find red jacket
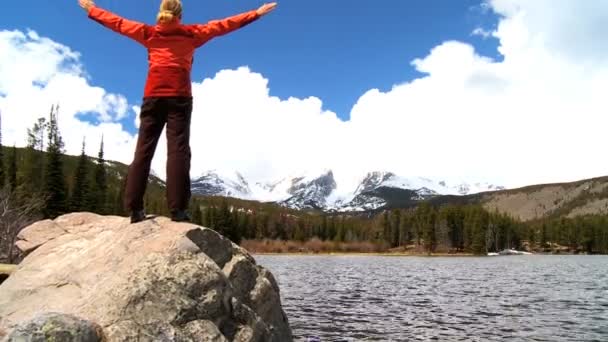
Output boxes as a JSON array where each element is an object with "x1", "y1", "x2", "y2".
[{"x1": 88, "y1": 6, "x2": 259, "y2": 98}]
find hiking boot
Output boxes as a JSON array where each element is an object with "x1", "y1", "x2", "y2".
[
  {"x1": 171, "y1": 210, "x2": 191, "y2": 222},
  {"x1": 130, "y1": 210, "x2": 146, "y2": 224}
]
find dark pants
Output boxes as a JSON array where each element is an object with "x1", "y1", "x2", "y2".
[{"x1": 124, "y1": 97, "x2": 193, "y2": 213}]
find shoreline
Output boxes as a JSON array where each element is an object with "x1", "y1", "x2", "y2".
[
  {"x1": 252, "y1": 252, "x2": 602, "y2": 257},
  {"x1": 252, "y1": 252, "x2": 477, "y2": 257}
]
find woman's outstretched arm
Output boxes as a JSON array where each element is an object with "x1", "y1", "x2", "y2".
[
  {"x1": 192, "y1": 2, "x2": 277, "y2": 47},
  {"x1": 79, "y1": 0, "x2": 150, "y2": 45}
]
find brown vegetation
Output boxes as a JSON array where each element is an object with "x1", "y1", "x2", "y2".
[{"x1": 241, "y1": 238, "x2": 387, "y2": 254}]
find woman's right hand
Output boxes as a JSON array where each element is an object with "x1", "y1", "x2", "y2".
[
  {"x1": 257, "y1": 3, "x2": 277, "y2": 17},
  {"x1": 79, "y1": 0, "x2": 95, "y2": 12}
]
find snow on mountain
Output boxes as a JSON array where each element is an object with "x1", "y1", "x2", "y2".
[
  {"x1": 280, "y1": 170, "x2": 337, "y2": 210},
  {"x1": 336, "y1": 171, "x2": 506, "y2": 212},
  {"x1": 337, "y1": 193, "x2": 387, "y2": 212},
  {"x1": 353, "y1": 171, "x2": 505, "y2": 197},
  {"x1": 191, "y1": 170, "x2": 251, "y2": 198},
  {"x1": 190, "y1": 169, "x2": 505, "y2": 211}
]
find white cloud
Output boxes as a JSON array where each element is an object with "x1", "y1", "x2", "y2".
[
  {"x1": 3, "y1": 0, "x2": 608, "y2": 194},
  {"x1": 171, "y1": 68, "x2": 345, "y2": 185},
  {"x1": 344, "y1": 0, "x2": 608, "y2": 189},
  {"x1": 0, "y1": 29, "x2": 136, "y2": 164}
]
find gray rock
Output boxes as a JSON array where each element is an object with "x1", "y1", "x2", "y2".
[
  {"x1": 223, "y1": 255, "x2": 259, "y2": 302},
  {"x1": 0, "y1": 213, "x2": 292, "y2": 341},
  {"x1": 250, "y1": 271, "x2": 292, "y2": 342},
  {"x1": 6, "y1": 313, "x2": 103, "y2": 342},
  {"x1": 177, "y1": 320, "x2": 228, "y2": 342},
  {"x1": 186, "y1": 228, "x2": 234, "y2": 268}
]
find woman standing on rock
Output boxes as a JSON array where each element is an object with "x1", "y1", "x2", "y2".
[{"x1": 78, "y1": 0, "x2": 277, "y2": 223}]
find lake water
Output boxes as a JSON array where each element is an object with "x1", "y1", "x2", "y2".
[{"x1": 255, "y1": 255, "x2": 608, "y2": 341}]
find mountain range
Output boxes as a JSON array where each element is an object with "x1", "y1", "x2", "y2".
[
  {"x1": 7, "y1": 144, "x2": 607, "y2": 222},
  {"x1": 190, "y1": 170, "x2": 505, "y2": 212}
]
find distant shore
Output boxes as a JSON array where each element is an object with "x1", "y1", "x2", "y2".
[
  {"x1": 253, "y1": 252, "x2": 477, "y2": 257},
  {"x1": 242, "y1": 239, "x2": 599, "y2": 256},
  {"x1": 252, "y1": 251, "x2": 599, "y2": 257}
]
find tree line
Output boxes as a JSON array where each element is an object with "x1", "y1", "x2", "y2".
[
  {"x1": 188, "y1": 198, "x2": 608, "y2": 255},
  {"x1": 188, "y1": 199, "x2": 524, "y2": 255},
  {"x1": 1, "y1": 106, "x2": 109, "y2": 217}
]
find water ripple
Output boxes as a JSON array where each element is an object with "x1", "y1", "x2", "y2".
[{"x1": 256, "y1": 255, "x2": 608, "y2": 341}]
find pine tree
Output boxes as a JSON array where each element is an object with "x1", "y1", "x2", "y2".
[
  {"x1": 70, "y1": 139, "x2": 91, "y2": 212},
  {"x1": 540, "y1": 223, "x2": 548, "y2": 249},
  {"x1": 527, "y1": 224, "x2": 537, "y2": 251},
  {"x1": 399, "y1": 211, "x2": 411, "y2": 246},
  {"x1": 201, "y1": 207, "x2": 209, "y2": 227},
  {"x1": 249, "y1": 211, "x2": 258, "y2": 238},
  {"x1": 231, "y1": 209, "x2": 240, "y2": 240},
  {"x1": 91, "y1": 136, "x2": 108, "y2": 214},
  {"x1": 217, "y1": 201, "x2": 227, "y2": 232},
  {"x1": 206, "y1": 206, "x2": 216, "y2": 229},
  {"x1": 320, "y1": 215, "x2": 328, "y2": 240},
  {"x1": 416, "y1": 203, "x2": 437, "y2": 254},
  {"x1": 380, "y1": 211, "x2": 390, "y2": 244},
  {"x1": 21, "y1": 117, "x2": 47, "y2": 194},
  {"x1": 444, "y1": 206, "x2": 465, "y2": 251},
  {"x1": 192, "y1": 202, "x2": 203, "y2": 225},
  {"x1": 7, "y1": 145, "x2": 17, "y2": 192},
  {"x1": 255, "y1": 212, "x2": 267, "y2": 239},
  {"x1": 328, "y1": 216, "x2": 336, "y2": 241},
  {"x1": 334, "y1": 220, "x2": 344, "y2": 242},
  {"x1": 470, "y1": 207, "x2": 489, "y2": 255},
  {"x1": 239, "y1": 212, "x2": 250, "y2": 239},
  {"x1": 390, "y1": 209, "x2": 401, "y2": 247},
  {"x1": 114, "y1": 185, "x2": 126, "y2": 216},
  {"x1": 43, "y1": 105, "x2": 67, "y2": 218},
  {"x1": 339, "y1": 216, "x2": 347, "y2": 242}
]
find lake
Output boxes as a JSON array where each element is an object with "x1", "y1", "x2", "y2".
[{"x1": 255, "y1": 255, "x2": 608, "y2": 341}]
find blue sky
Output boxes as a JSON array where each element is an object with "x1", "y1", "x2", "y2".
[
  {"x1": 3, "y1": 1, "x2": 607, "y2": 189},
  {"x1": 5, "y1": 0, "x2": 499, "y2": 133}
]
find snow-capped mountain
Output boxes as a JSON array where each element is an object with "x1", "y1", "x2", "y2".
[
  {"x1": 191, "y1": 170, "x2": 251, "y2": 198},
  {"x1": 280, "y1": 170, "x2": 337, "y2": 210},
  {"x1": 340, "y1": 171, "x2": 505, "y2": 212},
  {"x1": 191, "y1": 169, "x2": 337, "y2": 209},
  {"x1": 352, "y1": 171, "x2": 505, "y2": 197},
  {"x1": 190, "y1": 169, "x2": 505, "y2": 212}
]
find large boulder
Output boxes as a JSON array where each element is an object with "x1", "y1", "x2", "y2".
[{"x1": 0, "y1": 213, "x2": 292, "y2": 342}]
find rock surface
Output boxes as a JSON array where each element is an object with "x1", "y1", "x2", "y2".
[
  {"x1": 6, "y1": 313, "x2": 103, "y2": 342},
  {"x1": 0, "y1": 213, "x2": 292, "y2": 342}
]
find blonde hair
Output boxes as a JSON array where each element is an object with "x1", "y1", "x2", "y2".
[{"x1": 157, "y1": 0, "x2": 182, "y2": 24}]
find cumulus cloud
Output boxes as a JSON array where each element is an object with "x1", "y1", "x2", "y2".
[
  {"x1": 3, "y1": 0, "x2": 608, "y2": 193},
  {"x1": 177, "y1": 68, "x2": 344, "y2": 183},
  {"x1": 0, "y1": 29, "x2": 137, "y2": 163},
  {"x1": 345, "y1": 0, "x2": 608, "y2": 188}
]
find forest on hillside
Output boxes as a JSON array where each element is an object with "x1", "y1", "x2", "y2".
[{"x1": 1, "y1": 106, "x2": 607, "y2": 263}]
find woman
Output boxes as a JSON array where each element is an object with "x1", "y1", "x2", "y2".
[{"x1": 78, "y1": 0, "x2": 277, "y2": 223}]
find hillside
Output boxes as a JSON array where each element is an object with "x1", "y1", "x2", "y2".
[{"x1": 478, "y1": 177, "x2": 608, "y2": 221}]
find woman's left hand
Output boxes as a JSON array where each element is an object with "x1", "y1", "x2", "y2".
[
  {"x1": 79, "y1": 0, "x2": 95, "y2": 12},
  {"x1": 257, "y1": 3, "x2": 278, "y2": 16}
]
